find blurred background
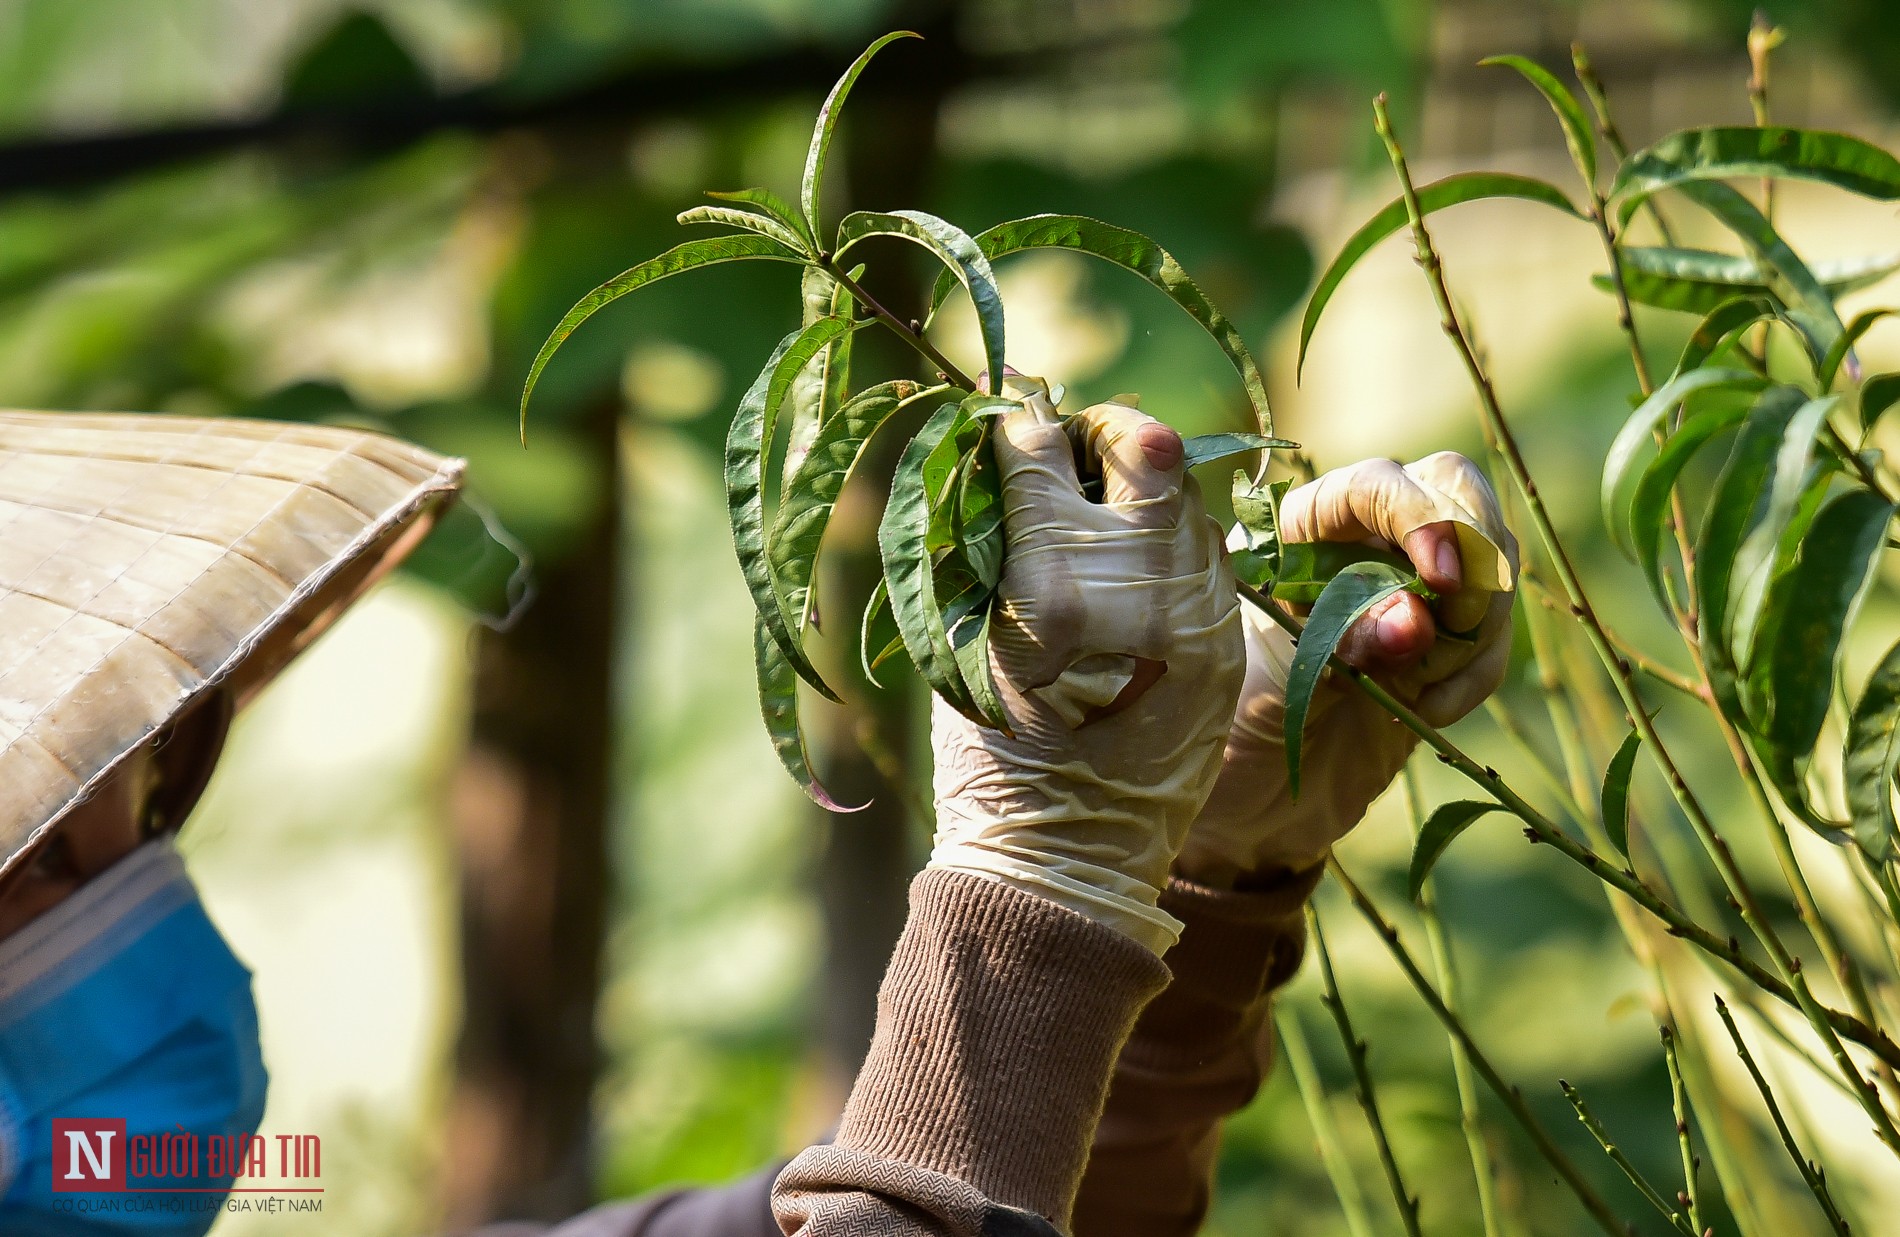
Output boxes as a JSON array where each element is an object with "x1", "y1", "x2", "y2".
[{"x1": 15, "y1": 0, "x2": 1896, "y2": 1233}]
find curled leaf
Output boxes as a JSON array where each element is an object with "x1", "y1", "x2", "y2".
[
  {"x1": 753, "y1": 617, "x2": 864, "y2": 812},
  {"x1": 1601, "y1": 729, "x2": 1643, "y2": 858},
  {"x1": 1612, "y1": 126, "x2": 1900, "y2": 226},
  {"x1": 801, "y1": 32, "x2": 921, "y2": 236},
  {"x1": 676, "y1": 203, "x2": 810, "y2": 254},
  {"x1": 1481, "y1": 55, "x2": 1597, "y2": 185}
]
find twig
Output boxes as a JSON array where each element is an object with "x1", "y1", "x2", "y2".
[
  {"x1": 1661, "y1": 1025, "x2": 1708, "y2": 1236},
  {"x1": 818, "y1": 255, "x2": 979, "y2": 392},
  {"x1": 1524, "y1": 577, "x2": 1703, "y2": 702},
  {"x1": 1370, "y1": 93, "x2": 1900, "y2": 1155},
  {"x1": 1329, "y1": 860, "x2": 1634, "y2": 1237},
  {"x1": 1560, "y1": 1079, "x2": 1698, "y2": 1235},
  {"x1": 1714, "y1": 995, "x2": 1853, "y2": 1236},
  {"x1": 1275, "y1": 1006, "x2": 1380, "y2": 1237},
  {"x1": 1404, "y1": 766, "x2": 1508, "y2": 1237},
  {"x1": 1236, "y1": 580, "x2": 1900, "y2": 1073},
  {"x1": 1571, "y1": 45, "x2": 1679, "y2": 245}
]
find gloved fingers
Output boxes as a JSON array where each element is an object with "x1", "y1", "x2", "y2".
[
  {"x1": 1336, "y1": 591, "x2": 1436, "y2": 670},
  {"x1": 1281, "y1": 456, "x2": 1452, "y2": 558},
  {"x1": 1412, "y1": 607, "x2": 1513, "y2": 725},
  {"x1": 1069, "y1": 400, "x2": 1185, "y2": 525},
  {"x1": 1403, "y1": 452, "x2": 1519, "y2": 632},
  {"x1": 995, "y1": 400, "x2": 1085, "y2": 530}
]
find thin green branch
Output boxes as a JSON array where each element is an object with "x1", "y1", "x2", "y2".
[
  {"x1": 1237, "y1": 581, "x2": 1900, "y2": 1073},
  {"x1": 1714, "y1": 995, "x2": 1853, "y2": 1236},
  {"x1": 1312, "y1": 912, "x2": 1426, "y2": 1237},
  {"x1": 1275, "y1": 1006, "x2": 1380, "y2": 1237},
  {"x1": 1329, "y1": 860, "x2": 1633, "y2": 1237},
  {"x1": 1559, "y1": 1079, "x2": 1698, "y2": 1235},
  {"x1": 1661, "y1": 1025, "x2": 1708, "y2": 1236},
  {"x1": 1571, "y1": 44, "x2": 1679, "y2": 245},
  {"x1": 818, "y1": 255, "x2": 979, "y2": 391},
  {"x1": 1404, "y1": 766, "x2": 1508, "y2": 1237},
  {"x1": 1524, "y1": 577, "x2": 1704, "y2": 703}
]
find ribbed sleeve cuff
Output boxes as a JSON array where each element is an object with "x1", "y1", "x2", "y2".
[{"x1": 832, "y1": 868, "x2": 1170, "y2": 1225}]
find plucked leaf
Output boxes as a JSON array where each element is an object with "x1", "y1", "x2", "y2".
[
  {"x1": 753, "y1": 617, "x2": 862, "y2": 810},
  {"x1": 1181, "y1": 432, "x2": 1294, "y2": 469},
  {"x1": 520, "y1": 233, "x2": 803, "y2": 432},
  {"x1": 1408, "y1": 800, "x2": 1506, "y2": 901},
  {"x1": 1631, "y1": 405, "x2": 1749, "y2": 610},
  {"x1": 1300, "y1": 174, "x2": 1582, "y2": 377},
  {"x1": 1481, "y1": 55, "x2": 1597, "y2": 184},
  {"x1": 1845, "y1": 638, "x2": 1900, "y2": 861},
  {"x1": 1602, "y1": 247, "x2": 1900, "y2": 317},
  {"x1": 840, "y1": 209, "x2": 1004, "y2": 392},
  {"x1": 727, "y1": 319, "x2": 862, "y2": 701},
  {"x1": 1284, "y1": 562, "x2": 1412, "y2": 797},
  {"x1": 800, "y1": 31, "x2": 920, "y2": 236},
  {"x1": 1601, "y1": 367, "x2": 1767, "y2": 552},
  {"x1": 676, "y1": 203, "x2": 810, "y2": 253},
  {"x1": 928, "y1": 213, "x2": 1283, "y2": 434},
  {"x1": 1602, "y1": 729, "x2": 1643, "y2": 857},
  {"x1": 880, "y1": 397, "x2": 983, "y2": 719},
  {"x1": 707, "y1": 187, "x2": 814, "y2": 248},
  {"x1": 1612, "y1": 126, "x2": 1900, "y2": 226}
]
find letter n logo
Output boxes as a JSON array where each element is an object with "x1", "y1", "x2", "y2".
[{"x1": 50, "y1": 1119, "x2": 125, "y2": 1192}]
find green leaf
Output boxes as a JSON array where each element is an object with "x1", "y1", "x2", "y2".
[
  {"x1": 1480, "y1": 55, "x2": 1596, "y2": 185},
  {"x1": 1230, "y1": 472, "x2": 1288, "y2": 588},
  {"x1": 1820, "y1": 308, "x2": 1894, "y2": 387},
  {"x1": 1612, "y1": 126, "x2": 1900, "y2": 227},
  {"x1": 1181, "y1": 431, "x2": 1294, "y2": 469},
  {"x1": 1300, "y1": 174, "x2": 1582, "y2": 378},
  {"x1": 1407, "y1": 800, "x2": 1506, "y2": 902},
  {"x1": 1732, "y1": 471, "x2": 1834, "y2": 694},
  {"x1": 786, "y1": 266, "x2": 855, "y2": 479},
  {"x1": 1673, "y1": 296, "x2": 1778, "y2": 376},
  {"x1": 520, "y1": 233, "x2": 803, "y2": 433},
  {"x1": 707, "y1": 187, "x2": 815, "y2": 249},
  {"x1": 927, "y1": 213, "x2": 1284, "y2": 434},
  {"x1": 1845, "y1": 638, "x2": 1900, "y2": 861},
  {"x1": 839, "y1": 209, "x2": 1004, "y2": 393},
  {"x1": 800, "y1": 31, "x2": 920, "y2": 237},
  {"x1": 1602, "y1": 247, "x2": 1900, "y2": 317},
  {"x1": 1756, "y1": 489, "x2": 1893, "y2": 756},
  {"x1": 1601, "y1": 729, "x2": 1643, "y2": 857},
  {"x1": 676, "y1": 203, "x2": 811, "y2": 254},
  {"x1": 952, "y1": 431, "x2": 1005, "y2": 589},
  {"x1": 1269, "y1": 542, "x2": 1433, "y2": 606},
  {"x1": 771, "y1": 380, "x2": 942, "y2": 638},
  {"x1": 1861, "y1": 372, "x2": 1900, "y2": 432},
  {"x1": 859, "y1": 578, "x2": 903, "y2": 687},
  {"x1": 753, "y1": 617, "x2": 862, "y2": 811},
  {"x1": 1630, "y1": 405, "x2": 1748, "y2": 611},
  {"x1": 727, "y1": 319, "x2": 862, "y2": 701},
  {"x1": 1601, "y1": 367, "x2": 1767, "y2": 553},
  {"x1": 1724, "y1": 395, "x2": 1841, "y2": 665},
  {"x1": 949, "y1": 592, "x2": 1008, "y2": 733},
  {"x1": 1676, "y1": 182, "x2": 1845, "y2": 360},
  {"x1": 879, "y1": 396, "x2": 983, "y2": 718},
  {"x1": 1284, "y1": 562, "x2": 1411, "y2": 797},
  {"x1": 1695, "y1": 385, "x2": 1812, "y2": 712}
]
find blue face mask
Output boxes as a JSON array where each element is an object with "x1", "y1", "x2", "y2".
[{"x1": 0, "y1": 840, "x2": 268, "y2": 1236}]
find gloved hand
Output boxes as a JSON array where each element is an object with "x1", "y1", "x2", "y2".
[
  {"x1": 928, "y1": 390, "x2": 1244, "y2": 955},
  {"x1": 1174, "y1": 452, "x2": 1518, "y2": 887}
]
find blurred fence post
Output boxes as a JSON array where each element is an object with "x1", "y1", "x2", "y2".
[{"x1": 441, "y1": 394, "x2": 619, "y2": 1226}]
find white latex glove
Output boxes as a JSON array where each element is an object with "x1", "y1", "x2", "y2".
[
  {"x1": 1174, "y1": 452, "x2": 1519, "y2": 887},
  {"x1": 928, "y1": 392, "x2": 1244, "y2": 955}
]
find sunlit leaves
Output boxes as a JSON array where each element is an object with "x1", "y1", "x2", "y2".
[
  {"x1": 929, "y1": 213, "x2": 1283, "y2": 435},
  {"x1": 1630, "y1": 405, "x2": 1748, "y2": 609},
  {"x1": 1181, "y1": 431, "x2": 1292, "y2": 468},
  {"x1": 1612, "y1": 126, "x2": 1900, "y2": 226},
  {"x1": 676, "y1": 203, "x2": 810, "y2": 254},
  {"x1": 800, "y1": 31, "x2": 920, "y2": 237},
  {"x1": 1300, "y1": 174, "x2": 1582, "y2": 378},
  {"x1": 707, "y1": 187, "x2": 814, "y2": 250},
  {"x1": 1601, "y1": 367, "x2": 1766, "y2": 551},
  {"x1": 1846, "y1": 640, "x2": 1900, "y2": 861},
  {"x1": 1676, "y1": 182, "x2": 1844, "y2": 360},
  {"x1": 1481, "y1": 55, "x2": 1597, "y2": 185},
  {"x1": 1408, "y1": 800, "x2": 1505, "y2": 901},
  {"x1": 1604, "y1": 247, "x2": 1900, "y2": 317},
  {"x1": 838, "y1": 209, "x2": 1004, "y2": 393},
  {"x1": 520, "y1": 233, "x2": 804, "y2": 433},
  {"x1": 1284, "y1": 561, "x2": 1411, "y2": 796}
]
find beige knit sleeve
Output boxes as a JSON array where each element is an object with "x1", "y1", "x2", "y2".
[
  {"x1": 772, "y1": 868, "x2": 1170, "y2": 1236},
  {"x1": 1072, "y1": 864, "x2": 1322, "y2": 1237}
]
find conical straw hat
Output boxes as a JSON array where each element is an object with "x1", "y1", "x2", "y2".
[{"x1": 0, "y1": 412, "x2": 465, "y2": 878}]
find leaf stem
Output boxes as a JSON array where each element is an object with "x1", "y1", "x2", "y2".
[
  {"x1": 1329, "y1": 860, "x2": 1633, "y2": 1237},
  {"x1": 1715, "y1": 995, "x2": 1853, "y2": 1236},
  {"x1": 819, "y1": 256, "x2": 980, "y2": 392},
  {"x1": 1559, "y1": 1079, "x2": 1698, "y2": 1235},
  {"x1": 1236, "y1": 580, "x2": 1900, "y2": 1072},
  {"x1": 1570, "y1": 44, "x2": 1679, "y2": 244},
  {"x1": 1661, "y1": 1025, "x2": 1707, "y2": 1236}
]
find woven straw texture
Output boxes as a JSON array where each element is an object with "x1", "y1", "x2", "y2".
[{"x1": 0, "y1": 412, "x2": 464, "y2": 875}]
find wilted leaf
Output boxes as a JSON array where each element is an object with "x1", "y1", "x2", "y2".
[
  {"x1": 1612, "y1": 126, "x2": 1900, "y2": 226},
  {"x1": 1408, "y1": 800, "x2": 1506, "y2": 901},
  {"x1": 1301, "y1": 174, "x2": 1582, "y2": 377},
  {"x1": 1482, "y1": 55, "x2": 1597, "y2": 185},
  {"x1": 707, "y1": 187, "x2": 814, "y2": 248},
  {"x1": 801, "y1": 31, "x2": 920, "y2": 236},
  {"x1": 676, "y1": 203, "x2": 810, "y2": 254},
  {"x1": 839, "y1": 209, "x2": 1004, "y2": 392},
  {"x1": 930, "y1": 214, "x2": 1282, "y2": 435},
  {"x1": 1602, "y1": 729, "x2": 1642, "y2": 858},
  {"x1": 1601, "y1": 367, "x2": 1766, "y2": 552},
  {"x1": 521, "y1": 233, "x2": 804, "y2": 432},
  {"x1": 1284, "y1": 562, "x2": 1411, "y2": 797},
  {"x1": 1845, "y1": 638, "x2": 1900, "y2": 861}
]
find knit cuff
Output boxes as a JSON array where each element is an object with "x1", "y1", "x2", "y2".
[{"x1": 832, "y1": 868, "x2": 1170, "y2": 1225}]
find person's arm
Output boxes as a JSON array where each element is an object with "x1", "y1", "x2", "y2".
[{"x1": 1075, "y1": 452, "x2": 1519, "y2": 1237}]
